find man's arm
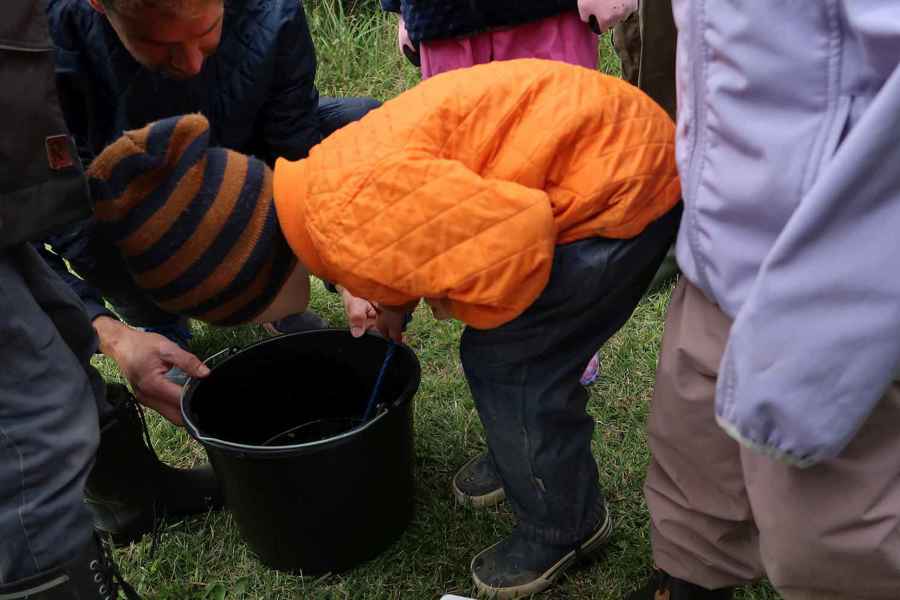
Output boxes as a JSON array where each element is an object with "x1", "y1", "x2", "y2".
[
  {"x1": 39, "y1": 0, "x2": 210, "y2": 423},
  {"x1": 43, "y1": 1, "x2": 118, "y2": 319},
  {"x1": 35, "y1": 243, "x2": 115, "y2": 321},
  {"x1": 259, "y1": 1, "x2": 322, "y2": 163},
  {"x1": 381, "y1": 0, "x2": 401, "y2": 12},
  {"x1": 36, "y1": 243, "x2": 208, "y2": 424},
  {"x1": 93, "y1": 315, "x2": 209, "y2": 425},
  {"x1": 717, "y1": 19, "x2": 900, "y2": 467}
]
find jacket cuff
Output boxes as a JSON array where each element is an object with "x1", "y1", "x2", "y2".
[
  {"x1": 381, "y1": 0, "x2": 401, "y2": 13},
  {"x1": 85, "y1": 300, "x2": 116, "y2": 324},
  {"x1": 715, "y1": 415, "x2": 817, "y2": 469}
]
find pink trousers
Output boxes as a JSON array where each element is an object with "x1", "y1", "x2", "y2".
[{"x1": 419, "y1": 11, "x2": 598, "y2": 79}]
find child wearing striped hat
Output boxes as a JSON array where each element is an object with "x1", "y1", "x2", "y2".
[{"x1": 88, "y1": 59, "x2": 680, "y2": 599}]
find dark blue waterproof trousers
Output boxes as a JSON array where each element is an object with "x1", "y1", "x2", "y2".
[{"x1": 460, "y1": 205, "x2": 681, "y2": 545}]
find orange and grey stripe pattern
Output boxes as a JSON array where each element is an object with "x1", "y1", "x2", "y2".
[{"x1": 87, "y1": 114, "x2": 295, "y2": 325}]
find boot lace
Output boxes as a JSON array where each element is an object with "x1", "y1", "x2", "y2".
[
  {"x1": 130, "y1": 398, "x2": 165, "y2": 558},
  {"x1": 89, "y1": 535, "x2": 142, "y2": 600},
  {"x1": 108, "y1": 393, "x2": 165, "y2": 558}
]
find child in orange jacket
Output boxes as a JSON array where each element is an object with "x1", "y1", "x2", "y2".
[
  {"x1": 87, "y1": 59, "x2": 680, "y2": 598},
  {"x1": 387, "y1": 0, "x2": 640, "y2": 390}
]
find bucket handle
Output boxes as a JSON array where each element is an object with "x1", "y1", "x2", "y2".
[{"x1": 200, "y1": 346, "x2": 242, "y2": 369}]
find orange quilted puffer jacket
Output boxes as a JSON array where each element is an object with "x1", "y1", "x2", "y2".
[{"x1": 274, "y1": 59, "x2": 680, "y2": 329}]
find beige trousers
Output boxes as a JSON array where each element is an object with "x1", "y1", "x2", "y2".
[{"x1": 646, "y1": 279, "x2": 900, "y2": 599}]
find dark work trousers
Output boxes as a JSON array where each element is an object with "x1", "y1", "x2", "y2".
[
  {"x1": 0, "y1": 244, "x2": 104, "y2": 583},
  {"x1": 39, "y1": 95, "x2": 381, "y2": 345},
  {"x1": 614, "y1": 1, "x2": 679, "y2": 292},
  {"x1": 613, "y1": 0, "x2": 677, "y2": 120},
  {"x1": 460, "y1": 206, "x2": 681, "y2": 546}
]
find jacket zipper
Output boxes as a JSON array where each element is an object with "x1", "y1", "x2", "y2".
[{"x1": 685, "y1": 0, "x2": 714, "y2": 295}]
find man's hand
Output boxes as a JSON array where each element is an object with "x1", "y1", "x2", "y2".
[
  {"x1": 94, "y1": 316, "x2": 209, "y2": 425},
  {"x1": 339, "y1": 286, "x2": 378, "y2": 337},
  {"x1": 577, "y1": 0, "x2": 638, "y2": 34}
]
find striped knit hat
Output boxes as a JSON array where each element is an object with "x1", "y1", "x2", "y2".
[{"x1": 87, "y1": 114, "x2": 296, "y2": 326}]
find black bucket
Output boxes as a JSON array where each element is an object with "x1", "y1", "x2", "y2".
[{"x1": 181, "y1": 330, "x2": 420, "y2": 574}]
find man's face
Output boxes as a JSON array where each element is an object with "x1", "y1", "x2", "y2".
[{"x1": 90, "y1": 0, "x2": 224, "y2": 79}]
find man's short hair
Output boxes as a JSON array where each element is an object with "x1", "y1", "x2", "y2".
[{"x1": 101, "y1": 0, "x2": 214, "y2": 16}]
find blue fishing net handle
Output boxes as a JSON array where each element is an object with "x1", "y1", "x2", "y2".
[{"x1": 362, "y1": 340, "x2": 397, "y2": 422}]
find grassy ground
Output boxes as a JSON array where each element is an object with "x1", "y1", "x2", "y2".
[{"x1": 92, "y1": 2, "x2": 782, "y2": 598}]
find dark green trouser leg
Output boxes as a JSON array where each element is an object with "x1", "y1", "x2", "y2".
[
  {"x1": 613, "y1": 12, "x2": 642, "y2": 86},
  {"x1": 614, "y1": 1, "x2": 679, "y2": 293},
  {"x1": 637, "y1": 0, "x2": 677, "y2": 120}
]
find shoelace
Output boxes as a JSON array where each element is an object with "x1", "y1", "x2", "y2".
[
  {"x1": 91, "y1": 535, "x2": 142, "y2": 600},
  {"x1": 130, "y1": 400, "x2": 165, "y2": 558}
]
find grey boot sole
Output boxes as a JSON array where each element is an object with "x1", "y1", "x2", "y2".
[
  {"x1": 471, "y1": 506, "x2": 613, "y2": 599},
  {"x1": 452, "y1": 453, "x2": 506, "y2": 509}
]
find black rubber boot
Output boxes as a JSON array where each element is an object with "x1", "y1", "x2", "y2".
[
  {"x1": 85, "y1": 384, "x2": 223, "y2": 547},
  {"x1": 471, "y1": 502, "x2": 613, "y2": 599},
  {"x1": 626, "y1": 570, "x2": 734, "y2": 600},
  {"x1": 0, "y1": 534, "x2": 141, "y2": 599},
  {"x1": 452, "y1": 452, "x2": 506, "y2": 509},
  {"x1": 268, "y1": 310, "x2": 329, "y2": 333}
]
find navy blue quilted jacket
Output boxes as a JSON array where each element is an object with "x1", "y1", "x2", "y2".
[
  {"x1": 49, "y1": 0, "x2": 321, "y2": 166},
  {"x1": 381, "y1": 0, "x2": 579, "y2": 44}
]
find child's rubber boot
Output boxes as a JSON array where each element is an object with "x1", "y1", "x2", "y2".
[
  {"x1": 470, "y1": 502, "x2": 613, "y2": 599},
  {"x1": 452, "y1": 452, "x2": 505, "y2": 509},
  {"x1": 264, "y1": 309, "x2": 329, "y2": 335}
]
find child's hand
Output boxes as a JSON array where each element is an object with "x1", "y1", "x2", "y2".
[
  {"x1": 374, "y1": 304, "x2": 411, "y2": 344},
  {"x1": 425, "y1": 298, "x2": 453, "y2": 321},
  {"x1": 339, "y1": 286, "x2": 378, "y2": 337},
  {"x1": 577, "y1": 0, "x2": 638, "y2": 34}
]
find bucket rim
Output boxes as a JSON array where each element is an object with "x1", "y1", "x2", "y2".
[
  {"x1": 179, "y1": 329, "x2": 419, "y2": 454},
  {"x1": 182, "y1": 403, "x2": 392, "y2": 454}
]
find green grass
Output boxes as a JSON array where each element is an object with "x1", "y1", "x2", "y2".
[{"x1": 91, "y1": 2, "x2": 781, "y2": 598}]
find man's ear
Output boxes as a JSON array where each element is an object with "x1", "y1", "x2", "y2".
[{"x1": 87, "y1": 0, "x2": 107, "y2": 15}]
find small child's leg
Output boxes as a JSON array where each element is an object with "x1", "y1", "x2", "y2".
[{"x1": 459, "y1": 206, "x2": 679, "y2": 596}]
